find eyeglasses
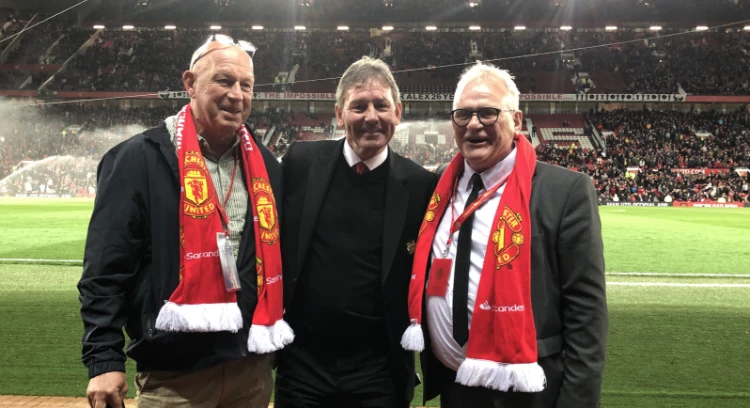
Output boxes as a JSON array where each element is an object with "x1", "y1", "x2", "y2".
[
  {"x1": 190, "y1": 34, "x2": 257, "y2": 70},
  {"x1": 450, "y1": 107, "x2": 516, "y2": 127}
]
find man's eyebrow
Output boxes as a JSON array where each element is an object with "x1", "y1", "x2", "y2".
[{"x1": 348, "y1": 97, "x2": 390, "y2": 106}]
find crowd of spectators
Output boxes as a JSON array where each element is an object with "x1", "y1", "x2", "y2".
[
  {"x1": 0, "y1": 103, "x2": 175, "y2": 195},
  {"x1": 2, "y1": 103, "x2": 747, "y2": 203},
  {"x1": 538, "y1": 108, "x2": 750, "y2": 203},
  {"x1": 0, "y1": 12, "x2": 32, "y2": 42},
  {"x1": 2, "y1": 26, "x2": 749, "y2": 95}
]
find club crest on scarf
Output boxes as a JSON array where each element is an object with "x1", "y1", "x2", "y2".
[
  {"x1": 256, "y1": 256, "x2": 264, "y2": 295},
  {"x1": 492, "y1": 205, "x2": 524, "y2": 269},
  {"x1": 419, "y1": 192, "x2": 441, "y2": 236},
  {"x1": 252, "y1": 177, "x2": 280, "y2": 245},
  {"x1": 183, "y1": 151, "x2": 216, "y2": 218}
]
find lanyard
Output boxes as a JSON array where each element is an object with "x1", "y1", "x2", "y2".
[
  {"x1": 216, "y1": 151, "x2": 239, "y2": 235},
  {"x1": 443, "y1": 172, "x2": 510, "y2": 256}
]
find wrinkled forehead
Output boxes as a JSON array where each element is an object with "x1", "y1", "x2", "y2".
[
  {"x1": 192, "y1": 42, "x2": 253, "y2": 71},
  {"x1": 344, "y1": 79, "x2": 394, "y2": 104},
  {"x1": 456, "y1": 79, "x2": 508, "y2": 108},
  {"x1": 195, "y1": 45, "x2": 254, "y2": 76}
]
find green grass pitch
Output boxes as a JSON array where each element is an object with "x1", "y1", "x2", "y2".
[{"x1": 0, "y1": 198, "x2": 749, "y2": 407}]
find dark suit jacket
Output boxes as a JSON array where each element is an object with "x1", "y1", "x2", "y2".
[
  {"x1": 422, "y1": 161, "x2": 608, "y2": 408},
  {"x1": 280, "y1": 138, "x2": 437, "y2": 403}
]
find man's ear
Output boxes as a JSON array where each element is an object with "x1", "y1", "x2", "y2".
[
  {"x1": 335, "y1": 104, "x2": 344, "y2": 128},
  {"x1": 183, "y1": 71, "x2": 197, "y2": 98},
  {"x1": 513, "y1": 110, "x2": 524, "y2": 133}
]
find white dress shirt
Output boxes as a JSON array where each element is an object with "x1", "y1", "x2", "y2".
[
  {"x1": 343, "y1": 140, "x2": 388, "y2": 171},
  {"x1": 426, "y1": 147, "x2": 517, "y2": 371}
]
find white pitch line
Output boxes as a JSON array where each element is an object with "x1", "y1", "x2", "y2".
[
  {"x1": 608, "y1": 282, "x2": 750, "y2": 288},
  {"x1": 0, "y1": 258, "x2": 82, "y2": 263},
  {"x1": 607, "y1": 272, "x2": 750, "y2": 278}
]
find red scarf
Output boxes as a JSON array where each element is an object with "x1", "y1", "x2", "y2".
[
  {"x1": 401, "y1": 134, "x2": 545, "y2": 391},
  {"x1": 155, "y1": 104, "x2": 293, "y2": 354}
]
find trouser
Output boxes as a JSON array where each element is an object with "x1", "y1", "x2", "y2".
[
  {"x1": 274, "y1": 342, "x2": 408, "y2": 408},
  {"x1": 135, "y1": 353, "x2": 274, "y2": 408}
]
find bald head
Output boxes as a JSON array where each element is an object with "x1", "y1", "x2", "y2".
[
  {"x1": 191, "y1": 42, "x2": 253, "y2": 74},
  {"x1": 182, "y1": 42, "x2": 255, "y2": 153}
]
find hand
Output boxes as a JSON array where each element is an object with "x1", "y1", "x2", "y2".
[{"x1": 86, "y1": 371, "x2": 128, "y2": 408}]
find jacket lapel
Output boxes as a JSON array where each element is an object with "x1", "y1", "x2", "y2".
[
  {"x1": 295, "y1": 139, "x2": 342, "y2": 279},
  {"x1": 144, "y1": 122, "x2": 179, "y2": 182},
  {"x1": 381, "y1": 150, "x2": 409, "y2": 285}
]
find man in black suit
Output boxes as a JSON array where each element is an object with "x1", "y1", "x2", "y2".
[
  {"x1": 274, "y1": 57, "x2": 436, "y2": 408},
  {"x1": 401, "y1": 62, "x2": 607, "y2": 408}
]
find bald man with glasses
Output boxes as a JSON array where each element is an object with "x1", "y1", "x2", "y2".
[{"x1": 78, "y1": 35, "x2": 288, "y2": 408}]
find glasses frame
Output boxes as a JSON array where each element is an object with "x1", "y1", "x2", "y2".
[
  {"x1": 450, "y1": 107, "x2": 516, "y2": 127},
  {"x1": 190, "y1": 34, "x2": 257, "y2": 70}
]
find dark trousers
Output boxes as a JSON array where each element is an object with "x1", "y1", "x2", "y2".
[
  {"x1": 274, "y1": 341, "x2": 408, "y2": 408},
  {"x1": 439, "y1": 354, "x2": 564, "y2": 408}
]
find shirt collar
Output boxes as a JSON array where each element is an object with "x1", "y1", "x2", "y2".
[
  {"x1": 343, "y1": 139, "x2": 389, "y2": 171},
  {"x1": 462, "y1": 145, "x2": 517, "y2": 192}
]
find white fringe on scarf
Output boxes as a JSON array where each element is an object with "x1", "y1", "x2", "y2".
[
  {"x1": 247, "y1": 319, "x2": 295, "y2": 354},
  {"x1": 155, "y1": 301, "x2": 243, "y2": 332},
  {"x1": 400, "y1": 322, "x2": 425, "y2": 352},
  {"x1": 456, "y1": 358, "x2": 547, "y2": 392}
]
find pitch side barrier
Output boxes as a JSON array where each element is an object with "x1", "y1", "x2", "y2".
[{"x1": 601, "y1": 200, "x2": 749, "y2": 208}]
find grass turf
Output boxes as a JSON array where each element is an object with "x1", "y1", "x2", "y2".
[
  {"x1": 1, "y1": 199, "x2": 749, "y2": 273},
  {"x1": 0, "y1": 199, "x2": 749, "y2": 406}
]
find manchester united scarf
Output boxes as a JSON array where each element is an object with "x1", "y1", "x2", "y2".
[
  {"x1": 401, "y1": 133, "x2": 545, "y2": 392},
  {"x1": 155, "y1": 104, "x2": 293, "y2": 354}
]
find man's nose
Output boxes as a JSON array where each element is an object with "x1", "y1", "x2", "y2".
[
  {"x1": 227, "y1": 82, "x2": 242, "y2": 100},
  {"x1": 364, "y1": 105, "x2": 379, "y2": 122}
]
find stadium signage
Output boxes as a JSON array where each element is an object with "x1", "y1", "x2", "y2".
[
  {"x1": 520, "y1": 93, "x2": 576, "y2": 101},
  {"x1": 603, "y1": 201, "x2": 670, "y2": 207},
  {"x1": 673, "y1": 201, "x2": 746, "y2": 209},
  {"x1": 400, "y1": 93, "x2": 454, "y2": 101},
  {"x1": 254, "y1": 92, "x2": 336, "y2": 100},
  {"x1": 670, "y1": 168, "x2": 730, "y2": 175},
  {"x1": 575, "y1": 93, "x2": 685, "y2": 102},
  {"x1": 156, "y1": 91, "x2": 690, "y2": 103}
]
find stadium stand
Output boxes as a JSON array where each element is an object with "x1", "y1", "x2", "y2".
[{"x1": 1, "y1": 0, "x2": 749, "y2": 205}]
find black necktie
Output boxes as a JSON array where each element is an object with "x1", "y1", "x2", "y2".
[{"x1": 453, "y1": 173, "x2": 484, "y2": 346}]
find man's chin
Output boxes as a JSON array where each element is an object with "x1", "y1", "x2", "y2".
[{"x1": 462, "y1": 151, "x2": 494, "y2": 171}]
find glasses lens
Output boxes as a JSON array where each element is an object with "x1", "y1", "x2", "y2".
[
  {"x1": 478, "y1": 108, "x2": 499, "y2": 124},
  {"x1": 453, "y1": 110, "x2": 472, "y2": 125}
]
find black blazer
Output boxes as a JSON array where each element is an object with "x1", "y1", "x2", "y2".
[
  {"x1": 422, "y1": 161, "x2": 608, "y2": 408},
  {"x1": 280, "y1": 138, "x2": 437, "y2": 403}
]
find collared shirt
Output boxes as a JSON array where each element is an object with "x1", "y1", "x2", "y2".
[
  {"x1": 165, "y1": 115, "x2": 248, "y2": 259},
  {"x1": 343, "y1": 139, "x2": 389, "y2": 171},
  {"x1": 425, "y1": 146, "x2": 518, "y2": 371}
]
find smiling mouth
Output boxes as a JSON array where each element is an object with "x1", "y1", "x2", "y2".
[{"x1": 467, "y1": 137, "x2": 488, "y2": 144}]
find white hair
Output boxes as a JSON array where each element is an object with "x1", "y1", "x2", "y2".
[{"x1": 452, "y1": 63, "x2": 520, "y2": 111}]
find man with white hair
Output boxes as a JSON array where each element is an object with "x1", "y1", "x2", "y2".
[
  {"x1": 78, "y1": 34, "x2": 291, "y2": 408},
  {"x1": 401, "y1": 62, "x2": 608, "y2": 408}
]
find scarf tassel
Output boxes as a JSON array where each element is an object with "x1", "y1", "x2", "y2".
[
  {"x1": 247, "y1": 320, "x2": 295, "y2": 353},
  {"x1": 155, "y1": 301, "x2": 243, "y2": 333},
  {"x1": 400, "y1": 321, "x2": 425, "y2": 352},
  {"x1": 456, "y1": 358, "x2": 546, "y2": 392}
]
